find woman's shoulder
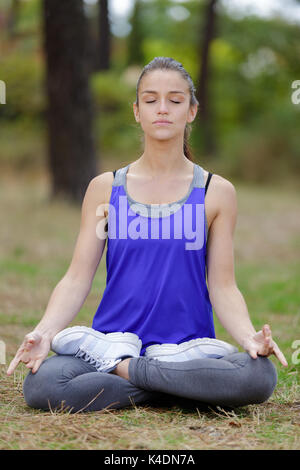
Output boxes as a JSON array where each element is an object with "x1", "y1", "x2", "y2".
[
  {"x1": 87, "y1": 171, "x2": 116, "y2": 207},
  {"x1": 202, "y1": 169, "x2": 237, "y2": 227},
  {"x1": 202, "y1": 168, "x2": 236, "y2": 197},
  {"x1": 92, "y1": 170, "x2": 115, "y2": 185}
]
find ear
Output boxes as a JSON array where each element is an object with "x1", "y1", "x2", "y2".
[
  {"x1": 187, "y1": 103, "x2": 198, "y2": 124},
  {"x1": 133, "y1": 102, "x2": 140, "y2": 123}
]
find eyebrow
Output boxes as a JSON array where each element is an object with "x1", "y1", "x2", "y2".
[{"x1": 141, "y1": 90, "x2": 186, "y2": 95}]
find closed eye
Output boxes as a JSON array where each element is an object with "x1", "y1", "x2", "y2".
[{"x1": 146, "y1": 100, "x2": 181, "y2": 104}]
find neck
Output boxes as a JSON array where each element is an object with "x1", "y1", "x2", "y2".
[{"x1": 137, "y1": 134, "x2": 191, "y2": 176}]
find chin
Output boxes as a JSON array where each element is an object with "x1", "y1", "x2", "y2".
[{"x1": 150, "y1": 129, "x2": 177, "y2": 139}]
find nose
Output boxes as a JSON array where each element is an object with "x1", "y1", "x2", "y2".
[{"x1": 157, "y1": 98, "x2": 169, "y2": 114}]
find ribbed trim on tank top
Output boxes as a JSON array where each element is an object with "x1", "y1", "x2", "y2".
[{"x1": 113, "y1": 163, "x2": 209, "y2": 243}]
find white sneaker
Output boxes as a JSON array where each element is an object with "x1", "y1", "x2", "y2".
[
  {"x1": 144, "y1": 337, "x2": 238, "y2": 362},
  {"x1": 51, "y1": 326, "x2": 142, "y2": 373}
]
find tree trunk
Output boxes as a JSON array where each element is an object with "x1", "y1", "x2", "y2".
[
  {"x1": 127, "y1": 0, "x2": 145, "y2": 66},
  {"x1": 196, "y1": 0, "x2": 218, "y2": 156},
  {"x1": 96, "y1": 0, "x2": 111, "y2": 71},
  {"x1": 7, "y1": 0, "x2": 20, "y2": 37},
  {"x1": 42, "y1": 0, "x2": 98, "y2": 204}
]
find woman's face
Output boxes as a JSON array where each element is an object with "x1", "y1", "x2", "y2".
[{"x1": 133, "y1": 70, "x2": 197, "y2": 142}]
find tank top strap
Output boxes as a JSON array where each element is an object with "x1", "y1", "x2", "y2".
[
  {"x1": 193, "y1": 164, "x2": 210, "y2": 243},
  {"x1": 205, "y1": 172, "x2": 213, "y2": 195},
  {"x1": 112, "y1": 165, "x2": 128, "y2": 187},
  {"x1": 193, "y1": 163, "x2": 205, "y2": 188}
]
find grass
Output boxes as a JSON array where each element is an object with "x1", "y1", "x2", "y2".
[{"x1": 0, "y1": 169, "x2": 299, "y2": 450}]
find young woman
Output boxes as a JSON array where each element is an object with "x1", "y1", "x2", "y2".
[{"x1": 7, "y1": 57, "x2": 287, "y2": 413}]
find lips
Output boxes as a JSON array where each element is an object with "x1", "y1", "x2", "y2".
[{"x1": 153, "y1": 120, "x2": 172, "y2": 124}]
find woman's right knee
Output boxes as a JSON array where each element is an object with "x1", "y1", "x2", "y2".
[{"x1": 23, "y1": 354, "x2": 76, "y2": 410}]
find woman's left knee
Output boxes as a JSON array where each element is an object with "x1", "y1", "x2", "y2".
[{"x1": 246, "y1": 355, "x2": 278, "y2": 404}]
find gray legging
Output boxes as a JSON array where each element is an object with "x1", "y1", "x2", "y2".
[{"x1": 22, "y1": 352, "x2": 278, "y2": 413}]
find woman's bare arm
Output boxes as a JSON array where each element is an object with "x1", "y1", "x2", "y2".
[
  {"x1": 32, "y1": 173, "x2": 112, "y2": 339},
  {"x1": 206, "y1": 176, "x2": 256, "y2": 344},
  {"x1": 7, "y1": 172, "x2": 113, "y2": 375},
  {"x1": 205, "y1": 176, "x2": 287, "y2": 366}
]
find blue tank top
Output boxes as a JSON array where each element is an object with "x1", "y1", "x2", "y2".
[{"x1": 92, "y1": 163, "x2": 215, "y2": 356}]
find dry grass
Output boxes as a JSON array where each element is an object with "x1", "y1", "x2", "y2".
[
  {"x1": 0, "y1": 169, "x2": 299, "y2": 450},
  {"x1": 1, "y1": 360, "x2": 299, "y2": 450}
]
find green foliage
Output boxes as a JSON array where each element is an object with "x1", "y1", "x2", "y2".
[
  {"x1": 91, "y1": 70, "x2": 142, "y2": 157},
  {"x1": 142, "y1": 39, "x2": 199, "y2": 81},
  {"x1": 0, "y1": 118, "x2": 46, "y2": 168},
  {"x1": 215, "y1": 102, "x2": 300, "y2": 182},
  {"x1": 0, "y1": 53, "x2": 45, "y2": 119},
  {"x1": 205, "y1": 15, "x2": 300, "y2": 181},
  {"x1": 0, "y1": 0, "x2": 300, "y2": 181},
  {"x1": 91, "y1": 70, "x2": 135, "y2": 111},
  {"x1": 16, "y1": 0, "x2": 42, "y2": 36}
]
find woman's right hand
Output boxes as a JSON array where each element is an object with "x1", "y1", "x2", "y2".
[{"x1": 6, "y1": 331, "x2": 51, "y2": 376}]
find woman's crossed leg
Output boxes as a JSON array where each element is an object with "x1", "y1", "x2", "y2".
[{"x1": 23, "y1": 351, "x2": 277, "y2": 413}]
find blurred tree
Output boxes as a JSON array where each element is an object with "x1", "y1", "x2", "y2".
[
  {"x1": 1, "y1": 0, "x2": 299, "y2": 183},
  {"x1": 7, "y1": 0, "x2": 20, "y2": 37},
  {"x1": 42, "y1": 0, "x2": 98, "y2": 203},
  {"x1": 196, "y1": 0, "x2": 218, "y2": 157},
  {"x1": 127, "y1": 0, "x2": 145, "y2": 66},
  {"x1": 95, "y1": 0, "x2": 111, "y2": 71}
]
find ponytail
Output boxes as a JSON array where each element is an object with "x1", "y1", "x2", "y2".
[{"x1": 184, "y1": 123, "x2": 194, "y2": 162}]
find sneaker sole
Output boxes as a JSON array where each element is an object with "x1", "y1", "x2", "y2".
[
  {"x1": 51, "y1": 326, "x2": 141, "y2": 351},
  {"x1": 145, "y1": 337, "x2": 237, "y2": 357}
]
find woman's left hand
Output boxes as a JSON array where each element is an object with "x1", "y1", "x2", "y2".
[{"x1": 243, "y1": 324, "x2": 288, "y2": 367}]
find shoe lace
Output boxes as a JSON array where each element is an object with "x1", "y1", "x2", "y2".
[{"x1": 75, "y1": 347, "x2": 118, "y2": 370}]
